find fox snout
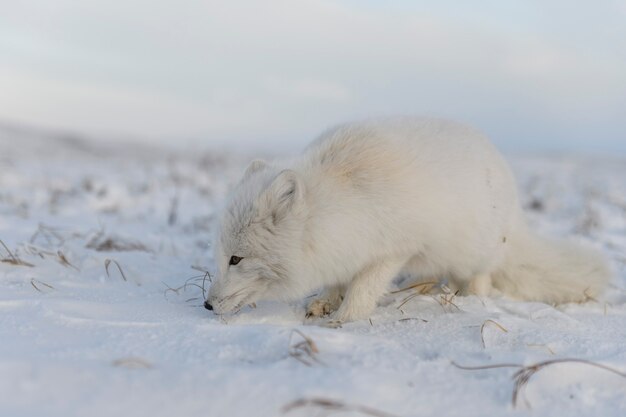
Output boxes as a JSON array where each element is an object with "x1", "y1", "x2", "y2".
[
  {"x1": 204, "y1": 293, "x2": 227, "y2": 314},
  {"x1": 204, "y1": 279, "x2": 226, "y2": 314},
  {"x1": 204, "y1": 288, "x2": 224, "y2": 314},
  {"x1": 204, "y1": 278, "x2": 265, "y2": 315}
]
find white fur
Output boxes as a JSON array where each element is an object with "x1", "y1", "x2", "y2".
[{"x1": 206, "y1": 117, "x2": 610, "y2": 323}]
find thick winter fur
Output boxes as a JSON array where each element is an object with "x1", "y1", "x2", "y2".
[{"x1": 206, "y1": 118, "x2": 610, "y2": 323}]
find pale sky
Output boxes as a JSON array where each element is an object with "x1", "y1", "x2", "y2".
[{"x1": 1, "y1": 1, "x2": 625, "y2": 152}]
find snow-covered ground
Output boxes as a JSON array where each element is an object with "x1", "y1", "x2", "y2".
[{"x1": 1, "y1": 127, "x2": 625, "y2": 417}]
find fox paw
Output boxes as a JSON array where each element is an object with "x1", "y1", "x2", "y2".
[{"x1": 305, "y1": 299, "x2": 334, "y2": 318}]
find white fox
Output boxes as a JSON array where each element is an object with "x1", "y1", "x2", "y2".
[{"x1": 205, "y1": 118, "x2": 610, "y2": 324}]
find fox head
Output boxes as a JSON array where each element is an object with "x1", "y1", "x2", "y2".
[{"x1": 205, "y1": 160, "x2": 308, "y2": 314}]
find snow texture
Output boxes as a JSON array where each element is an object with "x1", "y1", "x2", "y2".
[{"x1": 1, "y1": 128, "x2": 625, "y2": 417}]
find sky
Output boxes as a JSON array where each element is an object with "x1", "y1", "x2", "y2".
[{"x1": 1, "y1": 0, "x2": 625, "y2": 153}]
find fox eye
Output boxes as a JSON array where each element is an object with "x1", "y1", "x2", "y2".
[{"x1": 229, "y1": 256, "x2": 243, "y2": 266}]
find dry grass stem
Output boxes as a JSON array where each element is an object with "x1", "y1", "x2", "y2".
[
  {"x1": 398, "y1": 317, "x2": 428, "y2": 323},
  {"x1": 24, "y1": 244, "x2": 56, "y2": 259},
  {"x1": 1, "y1": 239, "x2": 18, "y2": 262},
  {"x1": 394, "y1": 281, "x2": 438, "y2": 310},
  {"x1": 163, "y1": 270, "x2": 212, "y2": 302},
  {"x1": 396, "y1": 292, "x2": 422, "y2": 310},
  {"x1": 87, "y1": 233, "x2": 150, "y2": 253},
  {"x1": 31, "y1": 278, "x2": 54, "y2": 292},
  {"x1": 526, "y1": 343, "x2": 555, "y2": 355},
  {"x1": 1, "y1": 258, "x2": 35, "y2": 267},
  {"x1": 288, "y1": 329, "x2": 321, "y2": 367},
  {"x1": 200, "y1": 271, "x2": 211, "y2": 298},
  {"x1": 190, "y1": 265, "x2": 212, "y2": 280},
  {"x1": 480, "y1": 319, "x2": 508, "y2": 348},
  {"x1": 163, "y1": 282, "x2": 182, "y2": 299},
  {"x1": 184, "y1": 271, "x2": 211, "y2": 295},
  {"x1": 391, "y1": 280, "x2": 438, "y2": 295},
  {"x1": 29, "y1": 223, "x2": 66, "y2": 246},
  {"x1": 167, "y1": 195, "x2": 179, "y2": 226},
  {"x1": 282, "y1": 397, "x2": 399, "y2": 417},
  {"x1": 57, "y1": 250, "x2": 79, "y2": 271},
  {"x1": 436, "y1": 286, "x2": 461, "y2": 312},
  {"x1": 104, "y1": 259, "x2": 127, "y2": 281},
  {"x1": 112, "y1": 357, "x2": 153, "y2": 369},
  {"x1": 452, "y1": 358, "x2": 626, "y2": 408},
  {"x1": 1, "y1": 239, "x2": 34, "y2": 267}
]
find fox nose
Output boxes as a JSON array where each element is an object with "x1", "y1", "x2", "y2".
[{"x1": 204, "y1": 300, "x2": 213, "y2": 311}]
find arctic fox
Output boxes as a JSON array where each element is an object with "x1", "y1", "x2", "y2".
[{"x1": 205, "y1": 118, "x2": 610, "y2": 324}]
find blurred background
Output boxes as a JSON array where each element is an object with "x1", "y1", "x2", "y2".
[{"x1": 1, "y1": 0, "x2": 625, "y2": 153}]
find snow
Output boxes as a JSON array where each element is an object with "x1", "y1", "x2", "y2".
[{"x1": 1, "y1": 129, "x2": 625, "y2": 417}]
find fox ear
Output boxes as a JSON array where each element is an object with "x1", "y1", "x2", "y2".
[
  {"x1": 242, "y1": 159, "x2": 268, "y2": 180},
  {"x1": 264, "y1": 169, "x2": 304, "y2": 224}
]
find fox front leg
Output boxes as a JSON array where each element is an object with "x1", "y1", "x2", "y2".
[{"x1": 328, "y1": 257, "x2": 407, "y2": 325}]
